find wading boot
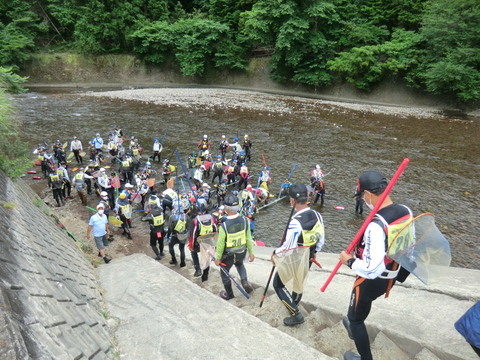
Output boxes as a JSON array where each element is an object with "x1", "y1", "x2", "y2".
[{"x1": 283, "y1": 313, "x2": 304, "y2": 326}]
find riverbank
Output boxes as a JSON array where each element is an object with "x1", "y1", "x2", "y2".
[{"x1": 21, "y1": 53, "x2": 477, "y2": 114}]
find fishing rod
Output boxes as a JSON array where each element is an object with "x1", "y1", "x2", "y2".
[
  {"x1": 160, "y1": 130, "x2": 168, "y2": 146},
  {"x1": 200, "y1": 241, "x2": 250, "y2": 299},
  {"x1": 175, "y1": 150, "x2": 204, "y2": 215},
  {"x1": 51, "y1": 214, "x2": 89, "y2": 247},
  {"x1": 257, "y1": 195, "x2": 287, "y2": 211}
]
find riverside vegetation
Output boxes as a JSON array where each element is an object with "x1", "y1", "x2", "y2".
[{"x1": 0, "y1": 0, "x2": 479, "y2": 107}]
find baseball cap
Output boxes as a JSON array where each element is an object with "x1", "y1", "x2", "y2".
[
  {"x1": 96, "y1": 204, "x2": 104, "y2": 209},
  {"x1": 354, "y1": 170, "x2": 388, "y2": 197},
  {"x1": 288, "y1": 183, "x2": 308, "y2": 199},
  {"x1": 224, "y1": 194, "x2": 239, "y2": 206}
]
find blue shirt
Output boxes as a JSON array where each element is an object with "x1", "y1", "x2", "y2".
[
  {"x1": 92, "y1": 136, "x2": 104, "y2": 149},
  {"x1": 89, "y1": 213, "x2": 108, "y2": 237}
]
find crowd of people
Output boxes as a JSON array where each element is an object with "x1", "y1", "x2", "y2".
[{"x1": 32, "y1": 126, "x2": 441, "y2": 360}]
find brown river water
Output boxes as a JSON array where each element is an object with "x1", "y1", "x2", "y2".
[{"x1": 13, "y1": 87, "x2": 480, "y2": 270}]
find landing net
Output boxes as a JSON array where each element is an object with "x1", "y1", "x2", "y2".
[
  {"x1": 387, "y1": 213, "x2": 451, "y2": 284},
  {"x1": 198, "y1": 232, "x2": 218, "y2": 270},
  {"x1": 273, "y1": 246, "x2": 310, "y2": 294}
]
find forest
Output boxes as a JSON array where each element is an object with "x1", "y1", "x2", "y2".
[{"x1": 0, "y1": 0, "x2": 479, "y2": 105}]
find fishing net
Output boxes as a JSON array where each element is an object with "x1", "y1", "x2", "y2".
[
  {"x1": 108, "y1": 216, "x2": 123, "y2": 226},
  {"x1": 387, "y1": 213, "x2": 451, "y2": 285},
  {"x1": 273, "y1": 246, "x2": 311, "y2": 294},
  {"x1": 198, "y1": 232, "x2": 218, "y2": 270},
  {"x1": 131, "y1": 192, "x2": 142, "y2": 204},
  {"x1": 146, "y1": 178, "x2": 155, "y2": 187}
]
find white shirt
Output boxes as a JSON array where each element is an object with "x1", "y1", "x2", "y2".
[
  {"x1": 70, "y1": 140, "x2": 83, "y2": 151},
  {"x1": 275, "y1": 207, "x2": 325, "y2": 255},
  {"x1": 153, "y1": 142, "x2": 162, "y2": 152},
  {"x1": 351, "y1": 222, "x2": 387, "y2": 279}
]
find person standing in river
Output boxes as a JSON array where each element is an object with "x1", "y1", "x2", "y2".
[
  {"x1": 339, "y1": 170, "x2": 413, "y2": 360},
  {"x1": 242, "y1": 134, "x2": 252, "y2": 161},
  {"x1": 70, "y1": 136, "x2": 83, "y2": 164}
]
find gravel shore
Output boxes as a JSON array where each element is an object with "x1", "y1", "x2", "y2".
[{"x1": 82, "y1": 88, "x2": 447, "y2": 119}]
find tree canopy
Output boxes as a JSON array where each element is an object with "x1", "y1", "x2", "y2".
[{"x1": 1, "y1": 0, "x2": 479, "y2": 105}]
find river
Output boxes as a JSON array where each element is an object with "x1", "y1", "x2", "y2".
[{"x1": 13, "y1": 87, "x2": 480, "y2": 270}]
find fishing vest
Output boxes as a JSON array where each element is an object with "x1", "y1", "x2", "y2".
[
  {"x1": 221, "y1": 216, "x2": 249, "y2": 253},
  {"x1": 163, "y1": 188, "x2": 176, "y2": 200},
  {"x1": 215, "y1": 161, "x2": 223, "y2": 170},
  {"x1": 355, "y1": 204, "x2": 413, "y2": 276},
  {"x1": 120, "y1": 203, "x2": 131, "y2": 218},
  {"x1": 49, "y1": 173, "x2": 61, "y2": 188},
  {"x1": 132, "y1": 147, "x2": 139, "y2": 156},
  {"x1": 151, "y1": 208, "x2": 165, "y2": 227},
  {"x1": 122, "y1": 160, "x2": 130, "y2": 169},
  {"x1": 294, "y1": 210, "x2": 324, "y2": 248},
  {"x1": 173, "y1": 214, "x2": 189, "y2": 241},
  {"x1": 200, "y1": 139, "x2": 208, "y2": 149},
  {"x1": 196, "y1": 214, "x2": 214, "y2": 236},
  {"x1": 74, "y1": 173, "x2": 85, "y2": 191}
]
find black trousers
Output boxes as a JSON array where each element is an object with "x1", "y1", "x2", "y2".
[
  {"x1": 191, "y1": 250, "x2": 210, "y2": 281},
  {"x1": 150, "y1": 227, "x2": 164, "y2": 256},
  {"x1": 169, "y1": 236, "x2": 186, "y2": 266},
  {"x1": 219, "y1": 251, "x2": 248, "y2": 299},
  {"x1": 347, "y1": 276, "x2": 392, "y2": 360}
]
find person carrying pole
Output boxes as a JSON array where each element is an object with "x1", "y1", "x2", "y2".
[
  {"x1": 214, "y1": 194, "x2": 255, "y2": 300},
  {"x1": 339, "y1": 170, "x2": 413, "y2": 360},
  {"x1": 189, "y1": 212, "x2": 218, "y2": 281},
  {"x1": 271, "y1": 183, "x2": 325, "y2": 326}
]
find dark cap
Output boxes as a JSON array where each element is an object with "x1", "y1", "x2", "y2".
[
  {"x1": 288, "y1": 183, "x2": 308, "y2": 199},
  {"x1": 354, "y1": 170, "x2": 388, "y2": 197},
  {"x1": 224, "y1": 194, "x2": 239, "y2": 206}
]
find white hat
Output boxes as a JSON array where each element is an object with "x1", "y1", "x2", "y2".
[
  {"x1": 202, "y1": 182, "x2": 210, "y2": 188},
  {"x1": 100, "y1": 167, "x2": 106, "y2": 172},
  {"x1": 125, "y1": 183, "x2": 134, "y2": 188},
  {"x1": 100, "y1": 191, "x2": 108, "y2": 197}
]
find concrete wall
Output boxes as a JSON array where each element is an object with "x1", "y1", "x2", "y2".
[
  {"x1": 21, "y1": 53, "x2": 451, "y2": 109},
  {"x1": 0, "y1": 172, "x2": 113, "y2": 359}
]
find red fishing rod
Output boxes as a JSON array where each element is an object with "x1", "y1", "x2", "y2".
[{"x1": 320, "y1": 158, "x2": 410, "y2": 292}]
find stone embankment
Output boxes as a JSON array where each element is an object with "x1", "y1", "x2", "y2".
[
  {"x1": 0, "y1": 171, "x2": 114, "y2": 359},
  {"x1": 1, "y1": 171, "x2": 479, "y2": 360}
]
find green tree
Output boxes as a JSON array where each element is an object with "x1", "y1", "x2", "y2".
[
  {"x1": 416, "y1": 0, "x2": 480, "y2": 102},
  {"x1": 328, "y1": 29, "x2": 423, "y2": 90},
  {"x1": 241, "y1": 0, "x2": 339, "y2": 86},
  {"x1": 0, "y1": 67, "x2": 28, "y2": 94}
]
